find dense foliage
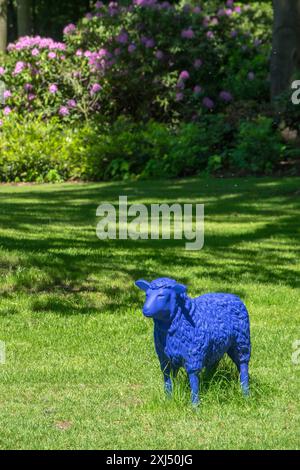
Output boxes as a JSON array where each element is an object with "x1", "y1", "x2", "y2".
[
  {"x1": 0, "y1": 1, "x2": 272, "y2": 123},
  {"x1": 0, "y1": 113, "x2": 290, "y2": 182},
  {"x1": 0, "y1": 1, "x2": 298, "y2": 181}
]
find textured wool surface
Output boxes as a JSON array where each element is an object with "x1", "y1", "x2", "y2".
[
  {"x1": 138, "y1": 278, "x2": 251, "y2": 375},
  {"x1": 160, "y1": 291, "x2": 251, "y2": 374}
]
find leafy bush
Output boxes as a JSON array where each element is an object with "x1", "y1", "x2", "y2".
[
  {"x1": 0, "y1": 112, "x2": 292, "y2": 182},
  {"x1": 0, "y1": 113, "x2": 231, "y2": 182},
  {"x1": 0, "y1": 1, "x2": 272, "y2": 124},
  {"x1": 0, "y1": 114, "x2": 101, "y2": 182},
  {"x1": 230, "y1": 117, "x2": 286, "y2": 174},
  {"x1": 141, "y1": 115, "x2": 231, "y2": 177}
]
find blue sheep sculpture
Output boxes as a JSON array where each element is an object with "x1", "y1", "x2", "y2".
[{"x1": 135, "y1": 277, "x2": 251, "y2": 405}]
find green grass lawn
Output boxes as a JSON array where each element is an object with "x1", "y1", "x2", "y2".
[{"x1": 0, "y1": 177, "x2": 299, "y2": 450}]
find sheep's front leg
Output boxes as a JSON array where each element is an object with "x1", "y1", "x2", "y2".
[
  {"x1": 161, "y1": 362, "x2": 172, "y2": 397},
  {"x1": 188, "y1": 371, "x2": 200, "y2": 406}
]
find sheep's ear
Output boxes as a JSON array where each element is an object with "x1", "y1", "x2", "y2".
[
  {"x1": 173, "y1": 283, "x2": 187, "y2": 295},
  {"x1": 135, "y1": 280, "x2": 150, "y2": 292}
]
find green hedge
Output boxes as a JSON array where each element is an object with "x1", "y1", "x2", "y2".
[{"x1": 0, "y1": 113, "x2": 289, "y2": 183}]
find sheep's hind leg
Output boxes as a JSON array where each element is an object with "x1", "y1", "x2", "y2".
[
  {"x1": 240, "y1": 362, "x2": 250, "y2": 397},
  {"x1": 188, "y1": 371, "x2": 200, "y2": 407},
  {"x1": 227, "y1": 348, "x2": 249, "y2": 397}
]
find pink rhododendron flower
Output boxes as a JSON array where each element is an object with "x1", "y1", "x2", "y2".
[
  {"x1": 28, "y1": 94, "x2": 36, "y2": 101},
  {"x1": 155, "y1": 50, "x2": 164, "y2": 60},
  {"x1": 108, "y1": 2, "x2": 119, "y2": 16},
  {"x1": 175, "y1": 92, "x2": 183, "y2": 102},
  {"x1": 160, "y1": 1, "x2": 171, "y2": 9},
  {"x1": 193, "y1": 85, "x2": 202, "y2": 95},
  {"x1": 49, "y1": 84, "x2": 58, "y2": 94},
  {"x1": 193, "y1": 6, "x2": 201, "y2": 14},
  {"x1": 3, "y1": 90, "x2": 12, "y2": 99},
  {"x1": 32, "y1": 48, "x2": 39, "y2": 56},
  {"x1": 145, "y1": 38, "x2": 155, "y2": 48},
  {"x1": 202, "y1": 16, "x2": 210, "y2": 27},
  {"x1": 76, "y1": 49, "x2": 83, "y2": 57},
  {"x1": 210, "y1": 18, "x2": 219, "y2": 26},
  {"x1": 59, "y1": 106, "x2": 69, "y2": 116},
  {"x1": 181, "y1": 28, "x2": 195, "y2": 39},
  {"x1": 13, "y1": 61, "x2": 26, "y2": 75},
  {"x1": 206, "y1": 31, "x2": 214, "y2": 39},
  {"x1": 117, "y1": 31, "x2": 129, "y2": 44},
  {"x1": 48, "y1": 52, "x2": 56, "y2": 59},
  {"x1": 0, "y1": 66, "x2": 5, "y2": 75},
  {"x1": 87, "y1": 49, "x2": 110, "y2": 71},
  {"x1": 3, "y1": 106, "x2": 11, "y2": 115},
  {"x1": 67, "y1": 99, "x2": 77, "y2": 108},
  {"x1": 24, "y1": 83, "x2": 33, "y2": 91},
  {"x1": 95, "y1": 1, "x2": 103, "y2": 8},
  {"x1": 194, "y1": 59, "x2": 202, "y2": 69},
  {"x1": 177, "y1": 80, "x2": 185, "y2": 90},
  {"x1": 134, "y1": 0, "x2": 157, "y2": 6},
  {"x1": 98, "y1": 48, "x2": 108, "y2": 58},
  {"x1": 90, "y1": 83, "x2": 102, "y2": 96},
  {"x1": 179, "y1": 70, "x2": 189, "y2": 81},
  {"x1": 203, "y1": 97, "x2": 214, "y2": 109},
  {"x1": 128, "y1": 44, "x2": 136, "y2": 53},
  {"x1": 219, "y1": 91, "x2": 233, "y2": 102},
  {"x1": 63, "y1": 24, "x2": 76, "y2": 35},
  {"x1": 8, "y1": 36, "x2": 65, "y2": 52}
]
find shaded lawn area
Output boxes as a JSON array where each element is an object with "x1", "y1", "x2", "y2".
[{"x1": 0, "y1": 177, "x2": 299, "y2": 450}]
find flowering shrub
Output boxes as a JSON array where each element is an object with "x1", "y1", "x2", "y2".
[
  {"x1": 0, "y1": 35, "x2": 108, "y2": 123},
  {"x1": 0, "y1": 0, "x2": 271, "y2": 124},
  {"x1": 65, "y1": 0, "x2": 271, "y2": 121}
]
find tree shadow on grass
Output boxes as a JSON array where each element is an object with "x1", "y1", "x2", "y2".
[{"x1": 0, "y1": 177, "x2": 299, "y2": 315}]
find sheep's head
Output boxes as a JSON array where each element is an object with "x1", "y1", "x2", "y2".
[{"x1": 135, "y1": 277, "x2": 187, "y2": 321}]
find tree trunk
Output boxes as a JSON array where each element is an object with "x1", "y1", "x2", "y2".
[
  {"x1": 0, "y1": 0, "x2": 7, "y2": 52},
  {"x1": 271, "y1": 0, "x2": 300, "y2": 100},
  {"x1": 17, "y1": 0, "x2": 32, "y2": 37}
]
